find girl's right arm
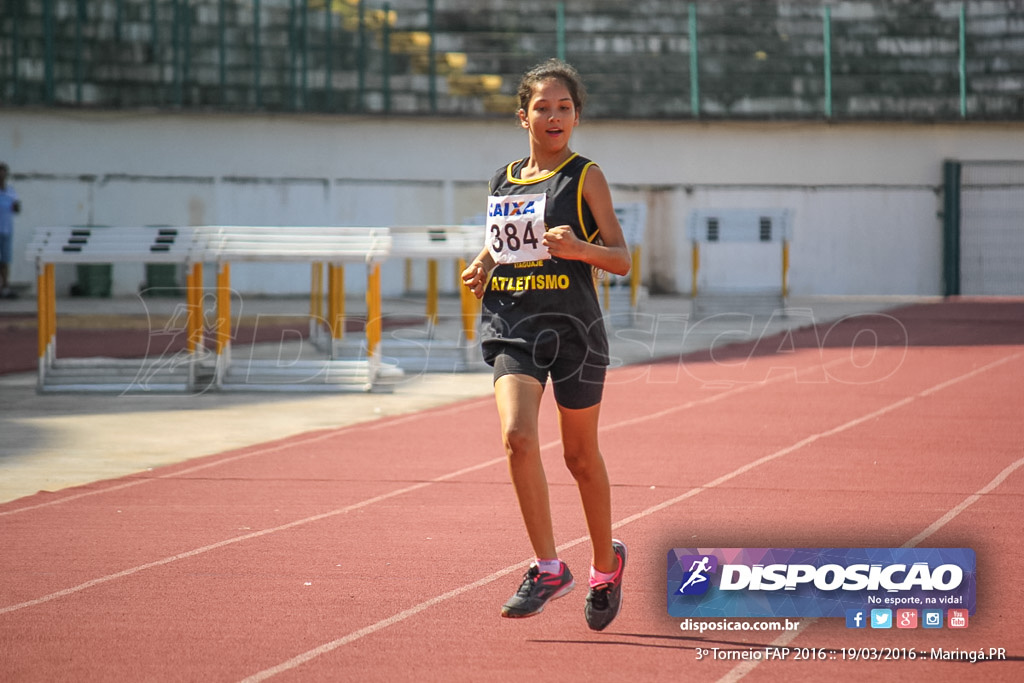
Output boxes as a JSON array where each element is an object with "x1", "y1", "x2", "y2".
[{"x1": 461, "y1": 248, "x2": 495, "y2": 299}]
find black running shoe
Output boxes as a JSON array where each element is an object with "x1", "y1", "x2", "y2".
[
  {"x1": 501, "y1": 562, "x2": 575, "y2": 618},
  {"x1": 584, "y1": 539, "x2": 627, "y2": 631}
]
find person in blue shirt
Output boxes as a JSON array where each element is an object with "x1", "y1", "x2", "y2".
[{"x1": 0, "y1": 162, "x2": 22, "y2": 299}]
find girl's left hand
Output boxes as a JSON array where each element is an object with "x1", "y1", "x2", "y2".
[{"x1": 542, "y1": 225, "x2": 584, "y2": 260}]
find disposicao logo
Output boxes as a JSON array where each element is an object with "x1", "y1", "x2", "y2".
[
  {"x1": 667, "y1": 548, "x2": 976, "y2": 619},
  {"x1": 674, "y1": 555, "x2": 718, "y2": 596}
]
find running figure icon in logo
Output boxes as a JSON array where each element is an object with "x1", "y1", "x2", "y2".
[{"x1": 677, "y1": 555, "x2": 718, "y2": 595}]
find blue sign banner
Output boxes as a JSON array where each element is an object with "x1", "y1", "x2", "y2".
[{"x1": 667, "y1": 548, "x2": 976, "y2": 618}]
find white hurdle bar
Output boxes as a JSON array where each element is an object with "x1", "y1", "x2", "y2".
[
  {"x1": 686, "y1": 208, "x2": 794, "y2": 314},
  {"x1": 195, "y1": 226, "x2": 398, "y2": 392},
  {"x1": 380, "y1": 225, "x2": 485, "y2": 372},
  {"x1": 25, "y1": 225, "x2": 205, "y2": 392},
  {"x1": 601, "y1": 202, "x2": 648, "y2": 322}
]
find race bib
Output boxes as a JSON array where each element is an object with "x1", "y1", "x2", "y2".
[{"x1": 486, "y1": 193, "x2": 549, "y2": 265}]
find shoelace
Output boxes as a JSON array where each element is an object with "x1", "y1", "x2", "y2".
[
  {"x1": 589, "y1": 583, "x2": 611, "y2": 609},
  {"x1": 516, "y1": 566, "x2": 541, "y2": 596}
]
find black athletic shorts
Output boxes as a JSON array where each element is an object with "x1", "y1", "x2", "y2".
[{"x1": 491, "y1": 345, "x2": 606, "y2": 410}]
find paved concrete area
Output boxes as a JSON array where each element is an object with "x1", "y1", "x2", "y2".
[{"x1": 0, "y1": 292, "x2": 924, "y2": 504}]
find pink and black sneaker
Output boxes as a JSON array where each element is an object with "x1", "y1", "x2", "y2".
[
  {"x1": 584, "y1": 539, "x2": 627, "y2": 631},
  {"x1": 501, "y1": 562, "x2": 575, "y2": 618}
]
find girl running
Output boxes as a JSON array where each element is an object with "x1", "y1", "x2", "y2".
[{"x1": 461, "y1": 59, "x2": 630, "y2": 631}]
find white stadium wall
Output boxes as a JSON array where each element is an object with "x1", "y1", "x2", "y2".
[{"x1": 2, "y1": 109, "x2": 1023, "y2": 297}]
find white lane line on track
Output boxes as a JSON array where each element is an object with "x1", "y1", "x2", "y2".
[
  {"x1": 0, "y1": 396, "x2": 496, "y2": 518},
  {"x1": 239, "y1": 351, "x2": 1022, "y2": 682},
  {"x1": 717, "y1": 454, "x2": 1024, "y2": 683},
  {"x1": 717, "y1": 352, "x2": 1024, "y2": 683},
  {"x1": 0, "y1": 455, "x2": 503, "y2": 617},
  {"x1": 0, "y1": 355, "x2": 842, "y2": 616},
  {"x1": 901, "y1": 455, "x2": 1024, "y2": 550}
]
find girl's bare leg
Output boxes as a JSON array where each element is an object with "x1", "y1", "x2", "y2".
[
  {"x1": 557, "y1": 402, "x2": 617, "y2": 573},
  {"x1": 494, "y1": 374, "x2": 556, "y2": 561}
]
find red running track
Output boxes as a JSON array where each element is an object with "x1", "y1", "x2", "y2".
[{"x1": 1, "y1": 301, "x2": 1022, "y2": 682}]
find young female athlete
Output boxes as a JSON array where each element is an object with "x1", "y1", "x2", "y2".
[{"x1": 461, "y1": 59, "x2": 631, "y2": 630}]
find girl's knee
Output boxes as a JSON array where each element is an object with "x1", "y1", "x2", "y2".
[
  {"x1": 562, "y1": 447, "x2": 603, "y2": 480},
  {"x1": 503, "y1": 424, "x2": 539, "y2": 459}
]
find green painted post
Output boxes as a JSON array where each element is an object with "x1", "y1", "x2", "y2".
[
  {"x1": 10, "y1": 0, "x2": 19, "y2": 102},
  {"x1": 556, "y1": 2, "x2": 566, "y2": 62},
  {"x1": 823, "y1": 5, "x2": 832, "y2": 118},
  {"x1": 383, "y1": 3, "x2": 391, "y2": 113},
  {"x1": 959, "y1": 2, "x2": 967, "y2": 118},
  {"x1": 688, "y1": 3, "x2": 699, "y2": 117},
  {"x1": 428, "y1": 0, "x2": 437, "y2": 112},
  {"x1": 288, "y1": 0, "x2": 297, "y2": 110},
  {"x1": 219, "y1": 0, "x2": 226, "y2": 104},
  {"x1": 358, "y1": 0, "x2": 367, "y2": 111},
  {"x1": 325, "y1": 0, "x2": 333, "y2": 111},
  {"x1": 301, "y1": 0, "x2": 308, "y2": 110},
  {"x1": 182, "y1": 0, "x2": 191, "y2": 103},
  {"x1": 942, "y1": 161, "x2": 962, "y2": 296},
  {"x1": 75, "y1": 0, "x2": 85, "y2": 104},
  {"x1": 253, "y1": 0, "x2": 262, "y2": 108},
  {"x1": 151, "y1": 0, "x2": 159, "y2": 44},
  {"x1": 43, "y1": 0, "x2": 54, "y2": 103},
  {"x1": 172, "y1": 0, "x2": 181, "y2": 106},
  {"x1": 358, "y1": 0, "x2": 366, "y2": 111},
  {"x1": 150, "y1": 0, "x2": 160, "y2": 104}
]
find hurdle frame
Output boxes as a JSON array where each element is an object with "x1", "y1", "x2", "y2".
[
  {"x1": 197, "y1": 226, "x2": 399, "y2": 393},
  {"x1": 599, "y1": 202, "x2": 648, "y2": 324},
  {"x1": 332, "y1": 225, "x2": 485, "y2": 373},
  {"x1": 26, "y1": 225, "x2": 205, "y2": 393},
  {"x1": 687, "y1": 208, "x2": 794, "y2": 314}
]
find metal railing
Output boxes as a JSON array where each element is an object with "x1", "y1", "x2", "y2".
[{"x1": 1, "y1": 0, "x2": 1022, "y2": 119}]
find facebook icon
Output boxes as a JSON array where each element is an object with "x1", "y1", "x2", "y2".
[{"x1": 845, "y1": 609, "x2": 867, "y2": 629}]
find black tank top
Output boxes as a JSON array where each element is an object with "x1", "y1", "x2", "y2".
[{"x1": 480, "y1": 153, "x2": 609, "y2": 366}]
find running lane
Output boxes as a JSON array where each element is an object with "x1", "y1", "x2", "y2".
[{"x1": 1, "y1": 302, "x2": 1021, "y2": 682}]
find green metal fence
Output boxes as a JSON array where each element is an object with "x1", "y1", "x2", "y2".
[{"x1": 1, "y1": 0, "x2": 1022, "y2": 119}]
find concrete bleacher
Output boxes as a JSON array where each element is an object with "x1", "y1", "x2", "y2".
[{"x1": 2, "y1": 0, "x2": 1022, "y2": 119}]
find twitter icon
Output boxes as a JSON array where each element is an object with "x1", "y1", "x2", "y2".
[{"x1": 870, "y1": 609, "x2": 893, "y2": 629}]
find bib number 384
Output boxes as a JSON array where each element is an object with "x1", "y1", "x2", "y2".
[{"x1": 486, "y1": 193, "x2": 549, "y2": 265}]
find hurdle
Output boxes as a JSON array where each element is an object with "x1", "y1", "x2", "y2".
[
  {"x1": 306, "y1": 225, "x2": 484, "y2": 372},
  {"x1": 25, "y1": 225, "x2": 205, "y2": 392},
  {"x1": 599, "y1": 202, "x2": 648, "y2": 324},
  {"x1": 378, "y1": 225, "x2": 484, "y2": 372},
  {"x1": 687, "y1": 208, "x2": 794, "y2": 315},
  {"x1": 197, "y1": 226, "x2": 400, "y2": 392}
]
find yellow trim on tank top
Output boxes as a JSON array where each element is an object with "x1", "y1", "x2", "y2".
[
  {"x1": 506, "y1": 152, "x2": 579, "y2": 185},
  {"x1": 577, "y1": 161, "x2": 599, "y2": 243}
]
